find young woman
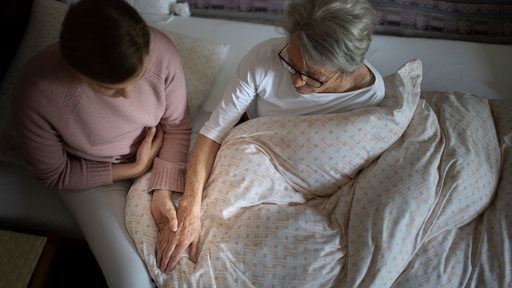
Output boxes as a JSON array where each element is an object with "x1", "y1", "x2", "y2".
[{"x1": 13, "y1": 0, "x2": 191, "y2": 286}]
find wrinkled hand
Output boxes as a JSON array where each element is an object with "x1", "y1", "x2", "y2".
[
  {"x1": 151, "y1": 189, "x2": 178, "y2": 232},
  {"x1": 135, "y1": 126, "x2": 163, "y2": 175},
  {"x1": 151, "y1": 190, "x2": 200, "y2": 272}
]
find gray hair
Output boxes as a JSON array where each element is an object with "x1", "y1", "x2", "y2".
[{"x1": 281, "y1": 0, "x2": 376, "y2": 74}]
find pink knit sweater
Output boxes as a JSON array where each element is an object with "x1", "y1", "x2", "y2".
[{"x1": 13, "y1": 27, "x2": 191, "y2": 192}]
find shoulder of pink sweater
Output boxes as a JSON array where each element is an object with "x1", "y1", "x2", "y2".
[
  {"x1": 143, "y1": 27, "x2": 184, "y2": 84},
  {"x1": 15, "y1": 44, "x2": 79, "y2": 114},
  {"x1": 147, "y1": 27, "x2": 182, "y2": 64}
]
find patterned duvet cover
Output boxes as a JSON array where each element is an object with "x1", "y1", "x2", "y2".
[{"x1": 126, "y1": 60, "x2": 512, "y2": 287}]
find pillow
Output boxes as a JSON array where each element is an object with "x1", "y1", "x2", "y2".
[
  {"x1": 160, "y1": 30, "x2": 229, "y2": 117},
  {"x1": 0, "y1": 0, "x2": 228, "y2": 163}
]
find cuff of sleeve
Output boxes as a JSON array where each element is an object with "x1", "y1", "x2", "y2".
[
  {"x1": 147, "y1": 158, "x2": 186, "y2": 193},
  {"x1": 86, "y1": 161, "x2": 113, "y2": 188},
  {"x1": 198, "y1": 128, "x2": 223, "y2": 144}
]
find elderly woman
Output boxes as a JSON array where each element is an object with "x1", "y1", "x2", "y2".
[{"x1": 151, "y1": 0, "x2": 384, "y2": 272}]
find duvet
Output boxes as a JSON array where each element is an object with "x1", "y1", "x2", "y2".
[{"x1": 126, "y1": 60, "x2": 512, "y2": 287}]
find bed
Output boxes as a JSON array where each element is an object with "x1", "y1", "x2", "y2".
[{"x1": 1, "y1": 0, "x2": 511, "y2": 287}]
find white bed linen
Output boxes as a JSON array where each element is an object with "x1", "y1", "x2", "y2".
[{"x1": 126, "y1": 60, "x2": 512, "y2": 287}]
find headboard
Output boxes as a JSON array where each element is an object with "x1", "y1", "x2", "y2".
[{"x1": 186, "y1": 0, "x2": 512, "y2": 44}]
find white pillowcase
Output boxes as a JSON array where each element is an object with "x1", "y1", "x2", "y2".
[
  {"x1": 163, "y1": 30, "x2": 229, "y2": 116},
  {"x1": 0, "y1": 0, "x2": 228, "y2": 163}
]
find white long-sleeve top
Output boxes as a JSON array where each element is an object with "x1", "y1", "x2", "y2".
[{"x1": 200, "y1": 37, "x2": 385, "y2": 144}]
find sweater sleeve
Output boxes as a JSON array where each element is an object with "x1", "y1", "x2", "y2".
[{"x1": 146, "y1": 29, "x2": 192, "y2": 193}]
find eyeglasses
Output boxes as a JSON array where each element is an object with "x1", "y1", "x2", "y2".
[{"x1": 278, "y1": 43, "x2": 337, "y2": 88}]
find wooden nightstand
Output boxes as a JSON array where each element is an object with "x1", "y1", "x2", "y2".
[{"x1": 0, "y1": 229, "x2": 58, "y2": 288}]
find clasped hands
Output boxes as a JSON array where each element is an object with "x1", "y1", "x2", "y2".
[
  {"x1": 151, "y1": 189, "x2": 200, "y2": 272},
  {"x1": 129, "y1": 126, "x2": 200, "y2": 272}
]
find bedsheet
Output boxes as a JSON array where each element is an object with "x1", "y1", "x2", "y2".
[{"x1": 126, "y1": 60, "x2": 512, "y2": 287}]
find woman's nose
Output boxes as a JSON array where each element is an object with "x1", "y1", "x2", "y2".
[
  {"x1": 290, "y1": 73, "x2": 306, "y2": 87},
  {"x1": 115, "y1": 86, "x2": 132, "y2": 98}
]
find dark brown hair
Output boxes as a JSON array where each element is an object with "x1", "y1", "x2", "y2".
[{"x1": 60, "y1": 0, "x2": 150, "y2": 84}]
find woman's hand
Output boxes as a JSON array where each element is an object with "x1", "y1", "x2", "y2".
[
  {"x1": 151, "y1": 189, "x2": 178, "y2": 233},
  {"x1": 134, "y1": 126, "x2": 163, "y2": 175},
  {"x1": 150, "y1": 135, "x2": 220, "y2": 271},
  {"x1": 112, "y1": 126, "x2": 163, "y2": 181}
]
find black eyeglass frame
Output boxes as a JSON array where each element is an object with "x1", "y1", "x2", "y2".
[{"x1": 278, "y1": 44, "x2": 337, "y2": 88}]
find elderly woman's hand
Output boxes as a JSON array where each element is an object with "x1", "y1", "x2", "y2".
[{"x1": 151, "y1": 190, "x2": 201, "y2": 272}]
